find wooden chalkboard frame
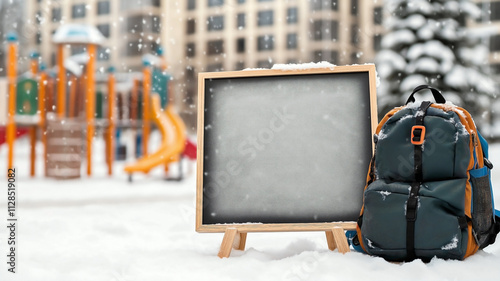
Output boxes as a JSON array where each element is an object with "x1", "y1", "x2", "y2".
[{"x1": 196, "y1": 64, "x2": 378, "y2": 235}]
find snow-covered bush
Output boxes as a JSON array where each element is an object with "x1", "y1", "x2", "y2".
[{"x1": 377, "y1": 0, "x2": 496, "y2": 129}]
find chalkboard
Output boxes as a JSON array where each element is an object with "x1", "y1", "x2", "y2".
[{"x1": 196, "y1": 65, "x2": 378, "y2": 232}]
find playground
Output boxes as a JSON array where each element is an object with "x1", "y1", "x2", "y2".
[{"x1": 0, "y1": 24, "x2": 195, "y2": 181}]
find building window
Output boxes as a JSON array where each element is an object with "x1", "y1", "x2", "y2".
[
  {"x1": 97, "y1": 1, "x2": 110, "y2": 15},
  {"x1": 124, "y1": 41, "x2": 158, "y2": 57},
  {"x1": 152, "y1": 16, "x2": 161, "y2": 33},
  {"x1": 237, "y1": 38, "x2": 245, "y2": 53},
  {"x1": 207, "y1": 63, "x2": 223, "y2": 72},
  {"x1": 490, "y1": 2, "x2": 500, "y2": 21},
  {"x1": 208, "y1": 0, "x2": 223, "y2": 7},
  {"x1": 311, "y1": 20, "x2": 338, "y2": 41},
  {"x1": 287, "y1": 7, "x2": 298, "y2": 24},
  {"x1": 351, "y1": 52, "x2": 359, "y2": 64},
  {"x1": 187, "y1": 19, "x2": 196, "y2": 34},
  {"x1": 188, "y1": 0, "x2": 196, "y2": 10},
  {"x1": 51, "y1": 53, "x2": 56, "y2": 66},
  {"x1": 237, "y1": 13, "x2": 245, "y2": 29},
  {"x1": 98, "y1": 47, "x2": 110, "y2": 61},
  {"x1": 258, "y1": 0, "x2": 273, "y2": 2},
  {"x1": 185, "y1": 66, "x2": 196, "y2": 83},
  {"x1": 490, "y1": 34, "x2": 500, "y2": 52},
  {"x1": 287, "y1": 33, "x2": 297, "y2": 49},
  {"x1": 490, "y1": 63, "x2": 500, "y2": 74},
  {"x1": 257, "y1": 60, "x2": 272, "y2": 68},
  {"x1": 258, "y1": 10, "x2": 273, "y2": 26},
  {"x1": 235, "y1": 61, "x2": 245, "y2": 70},
  {"x1": 313, "y1": 51, "x2": 321, "y2": 62},
  {"x1": 373, "y1": 34, "x2": 382, "y2": 51},
  {"x1": 35, "y1": 10, "x2": 42, "y2": 24},
  {"x1": 351, "y1": 0, "x2": 358, "y2": 15},
  {"x1": 207, "y1": 15, "x2": 224, "y2": 31},
  {"x1": 126, "y1": 15, "x2": 160, "y2": 33},
  {"x1": 313, "y1": 50, "x2": 338, "y2": 63},
  {"x1": 72, "y1": 4, "x2": 86, "y2": 19},
  {"x1": 97, "y1": 24, "x2": 110, "y2": 38},
  {"x1": 310, "y1": 0, "x2": 338, "y2": 11},
  {"x1": 257, "y1": 35, "x2": 274, "y2": 51},
  {"x1": 36, "y1": 32, "x2": 42, "y2": 45},
  {"x1": 186, "y1": 43, "x2": 196, "y2": 57},
  {"x1": 351, "y1": 24, "x2": 358, "y2": 45},
  {"x1": 52, "y1": 8, "x2": 61, "y2": 22},
  {"x1": 238, "y1": 0, "x2": 245, "y2": 3},
  {"x1": 207, "y1": 40, "x2": 224, "y2": 55},
  {"x1": 71, "y1": 46, "x2": 87, "y2": 56},
  {"x1": 120, "y1": 0, "x2": 159, "y2": 11},
  {"x1": 374, "y1": 6, "x2": 383, "y2": 25}
]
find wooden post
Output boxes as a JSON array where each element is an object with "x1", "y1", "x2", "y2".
[
  {"x1": 6, "y1": 33, "x2": 17, "y2": 173},
  {"x1": 142, "y1": 63, "x2": 151, "y2": 157},
  {"x1": 107, "y1": 67, "x2": 116, "y2": 175},
  {"x1": 86, "y1": 44, "x2": 96, "y2": 176},
  {"x1": 39, "y1": 68, "x2": 47, "y2": 177},
  {"x1": 68, "y1": 75, "x2": 77, "y2": 118},
  {"x1": 29, "y1": 52, "x2": 39, "y2": 177},
  {"x1": 217, "y1": 228, "x2": 247, "y2": 258},
  {"x1": 131, "y1": 78, "x2": 139, "y2": 121},
  {"x1": 47, "y1": 78, "x2": 54, "y2": 113},
  {"x1": 235, "y1": 232, "x2": 247, "y2": 251},
  {"x1": 29, "y1": 128, "x2": 36, "y2": 176},
  {"x1": 56, "y1": 44, "x2": 65, "y2": 118},
  {"x1": 164, "y1": 75, "x2": 174, "y2": 174},
  {"x1": 78, "y1": 69, "x2": 87, "y2": 117},
  {"x1": 325, "y1": 227, "x2": 350, "y2": 254},
  {"x1": 45, "y1": 75, "x2": 53, "y2": 177}
]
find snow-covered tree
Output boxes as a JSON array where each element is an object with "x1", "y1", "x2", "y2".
[{"x1": 376, "y1": 0, "x2": 496, "y2": 128}]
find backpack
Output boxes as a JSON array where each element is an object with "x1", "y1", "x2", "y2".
[{"x1": 354, "y1": 85, "x2": 500, "y2": 262}]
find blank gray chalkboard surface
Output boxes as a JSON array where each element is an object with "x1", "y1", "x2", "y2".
[{"x1": 196, "y1": 65, "x2": 378, "y2": 246}]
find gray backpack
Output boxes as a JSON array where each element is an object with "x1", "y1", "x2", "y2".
[{"x1": 355, "y1": 85, "x2": 500, "y2": 261}]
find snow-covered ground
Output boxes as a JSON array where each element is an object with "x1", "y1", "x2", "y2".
[{"x1": 1, "y1": 136, "x2": 500, "y2": 281}]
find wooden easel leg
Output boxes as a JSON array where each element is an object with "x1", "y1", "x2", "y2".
[
  {"x1": 218, "y1": 228, "x2": 238, "y2": 258},
  {"x1": 325, "y1": 230, "x2": 337, "y2": 251},
  {"x1": 234, "y1": 232, "x2": 247, "y2": 251},
  {"x1": 326, "y1": 227, "x2": 350, "y2": 254}
]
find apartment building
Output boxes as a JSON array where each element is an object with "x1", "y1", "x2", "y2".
[
  {"x1": 181, "y1": 0, "x2": 383, "y2": 127},
  {"x1": 25, "y1": 0, "x2": 384, "y2": 129},
  {"x1": 27, "y1": 0, "x2": 183, "y2": 71}
]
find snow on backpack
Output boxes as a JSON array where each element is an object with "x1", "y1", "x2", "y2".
[{"x1": 354, "y1": 85, "x2": 500, "y2": 262}]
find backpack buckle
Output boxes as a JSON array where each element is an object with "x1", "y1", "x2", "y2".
[{"x1": 411, "y1": 125, "x2": 426, "y2": 145}]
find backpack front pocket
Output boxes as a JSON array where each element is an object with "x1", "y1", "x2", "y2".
[{"x1": 361, "y1": 179, "x2": 469, "y2": 261}]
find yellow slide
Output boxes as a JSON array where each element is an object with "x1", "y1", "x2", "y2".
[{"x1": 124, "y1": 95, "x2": 186, "y2": 175}]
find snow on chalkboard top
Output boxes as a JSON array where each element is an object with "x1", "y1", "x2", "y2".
[
  {"x1": 271, "y1": 61, "x2": 336, "y2": 71},
  {"x1": 242, "y1": 62, "x2": 379, "y2": 88},
  {"x1": 243, "y1": 62, "x2": 377, "y2": 72}
]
